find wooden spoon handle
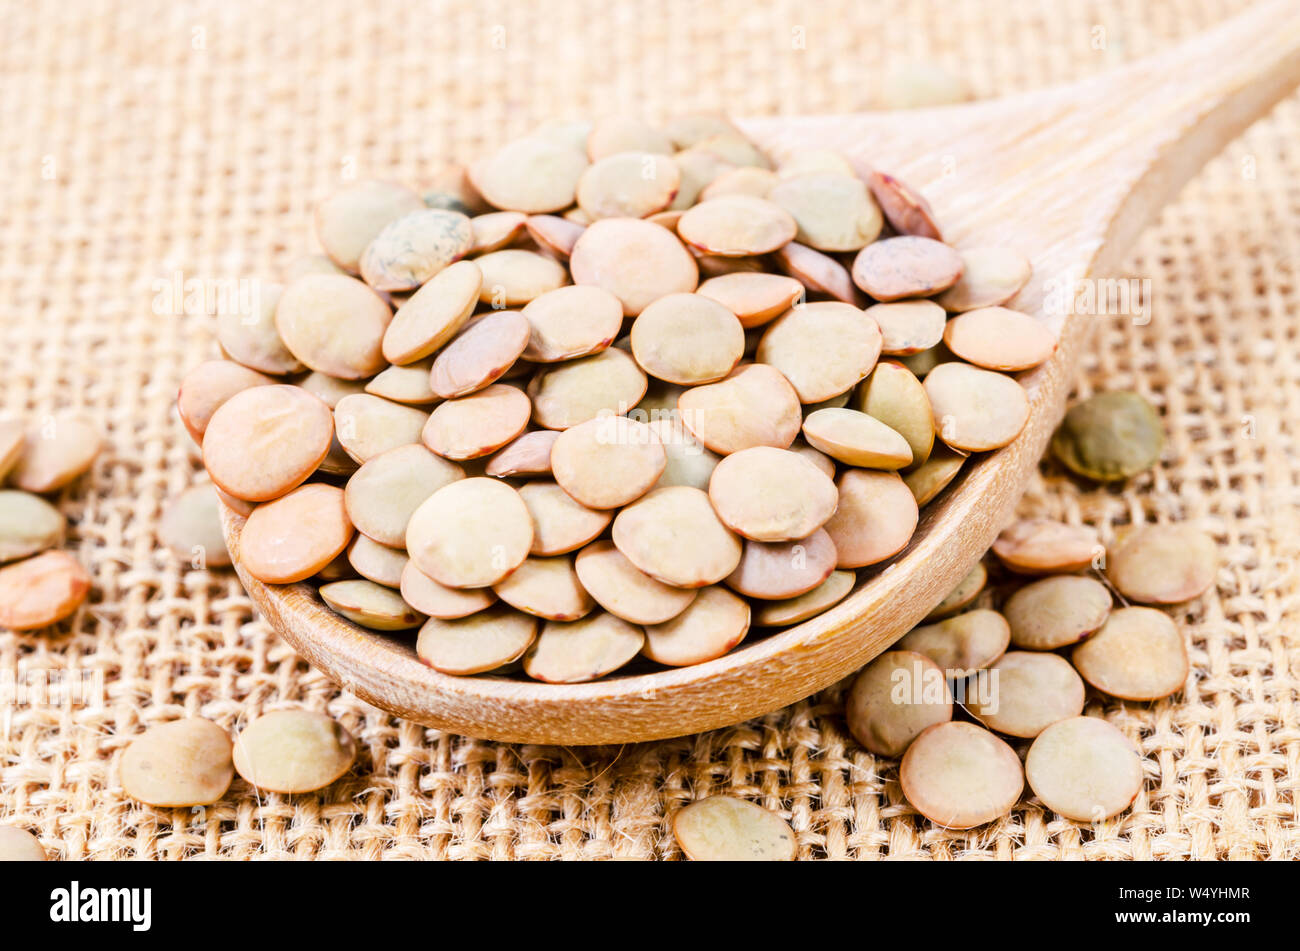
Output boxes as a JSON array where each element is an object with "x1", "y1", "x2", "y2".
[
  {"x1": 1083, "y1": 0, "x2": 1300, "y2": 278},
  {"x1": 742, "y1": 0, "x2": 1300, "y2": 339}
]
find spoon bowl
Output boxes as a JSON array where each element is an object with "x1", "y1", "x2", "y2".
[{"x1": 223, "y1": 0, "x2": 1300, "y2": 744}]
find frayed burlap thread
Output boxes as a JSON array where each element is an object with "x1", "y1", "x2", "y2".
[{"x1": 1, "y1": 0, "x2": 1296, "y2": 859}]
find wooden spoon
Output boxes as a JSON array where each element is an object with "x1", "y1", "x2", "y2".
[{"x1": 223, "y1": 1, "x2": 1300, "y2": 744}]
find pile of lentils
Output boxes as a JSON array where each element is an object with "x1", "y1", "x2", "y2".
[
  {"x1": 0, "y1": 76, "x2": 1220, "y2": 858},
  {"x1": 0, "y1": 417, "x2": 101, "y2": 631},
  {"x1": 0, "y1": 392, "x2": 1211, "y2": 854},
  {"x1": 179, "y1": 115, "x2": 1048, "y2": 684},
  {"x1": 672, "y1": 515, "x2": 1216, "y2": 858}
]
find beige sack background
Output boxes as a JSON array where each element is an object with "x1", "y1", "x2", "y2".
[{"x1": 1, "y1": 0, "x2": 1296, "y2": 859}]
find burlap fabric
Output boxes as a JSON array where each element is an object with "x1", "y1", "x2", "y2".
[{"x1": 1, "y1": 0, "x2": 1296, "y2": 860}]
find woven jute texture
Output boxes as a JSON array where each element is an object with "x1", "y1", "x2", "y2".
[{"x1": 1, "y1": 0, "x2": 1297, "y2": 860}]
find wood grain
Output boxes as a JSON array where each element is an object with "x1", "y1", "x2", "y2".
[{"x1": 223, "y1": 0, "x2": 1300, "y2": 744}]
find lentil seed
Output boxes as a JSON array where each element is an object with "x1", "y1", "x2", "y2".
[
  {"x1": 822, "y1": 469, "x2": 918, "y2": 568},
  {"x1": 159, "y1": 485, "x2": 230, "y2": 568},
  {"x1": 753, "y1": 570, "x2": 855, "y2": 626},
  {"x1": 1004, "y1": 575, "x2": 1111, "y2": 649},
  {"x1": 1025, "y1": 717, "x2": 1144, "y2": 822},
  {"x1": 120, "y1": 719, "x2": 234, "y2": 808},
  {"x1": 315, "y1": 180, "x2": 425, "y2": 273},
  {"x1": 275, "y1": 274, "x2": 392, "y2": 379},
  {"x1": 574, "y1": 539, "x2": 698, "y2": 625},
  {"x1": 851, "y1": 236, "x2": 963, "y2": 301},
  {"x1": 9, "y1": 416, "x2": 104, "y2": 495},
  {"x1": 0, "y1": 550, "x2": 91, "y2": 631},
  {"x1": 406, "y1": 478, "x2": 533, "y2": 588},
  {"x1": 522, "y1": 611, "x2": 645, "y2": 683},
  {"x1": 0, "y1": 825, "x2": 47, "y2": 861},
  {"x1": 1051, "y1": 390, "x2": 1164, "y2": 482},
  {"x1": 202, "y1": 385, "x2": 333, "y2": 502},
  {"x1": 896, "y1": 609, "x2": 1010, "y2": 677},
  {"x1": 900, "y1": 722, "x2": 1023, "y2": 829},
  {"x1": 0, "y1": 490, "x2": 65, "y2": 564},
  {"x1": 642, "y1": 585, "x2": 749, "y2": 666},
  {"x1": 847, "y1": 650, "x2": 952, "y2": 757},
  {"x1": 672, "y1": 796, "x2": 796, "y2": 862},
  {"x1": 707, "y1": 446, "x2": 839, "y2": 542},
  {"x1": 430, "y1": 310, "x2": 531, "y2": 398},
  {"x1": 239, "y1": 483, "x2": 353, "y2": 584},
  {"x1": 232, "y1": 710, "x2": 356, "y2": 794},
  {"x1": 319, "y1": 579, "x2": 424, "y2": 630},
  {"x1": 967, "y1": 652, "x2": 1086, "y2": 738},
  {"x1": 1107, "y1": 523, "x2": 1216, "y2": 604},
  {"x1": 1071, "y1": 606, "x2": 1188, "y2": 701},
  {"x1": 417, "y1": 607, "x2": 538, "y2": 675},
  {"x1": 992, "y1": 518, "x2": 1102, "y2": 575}
]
